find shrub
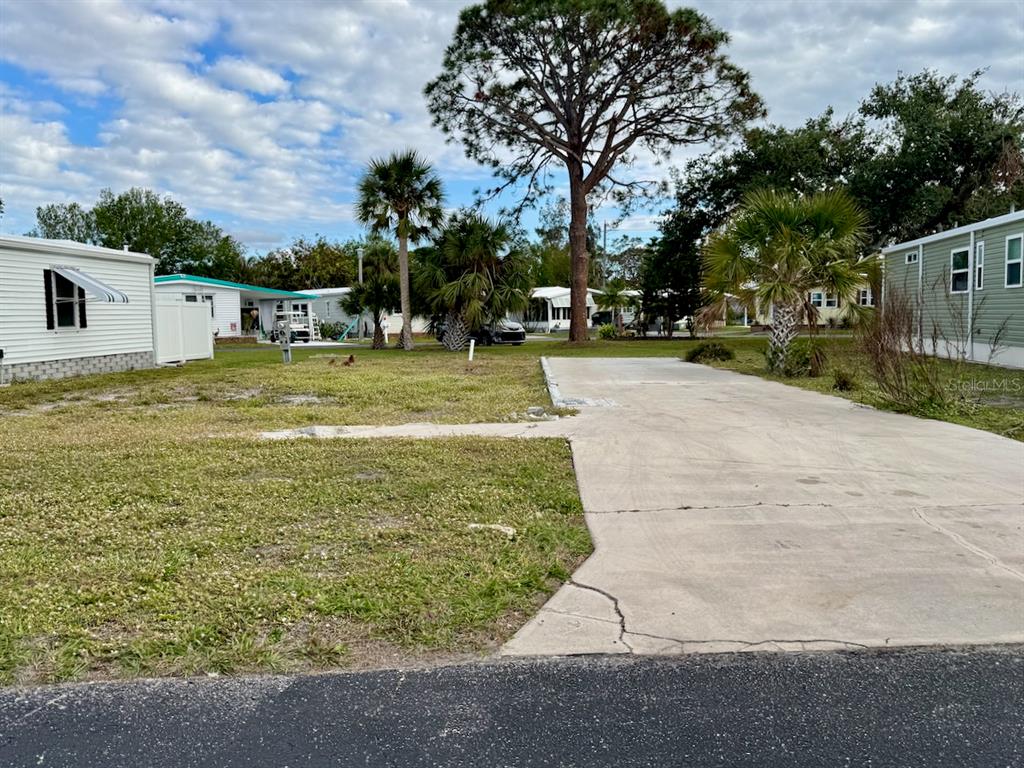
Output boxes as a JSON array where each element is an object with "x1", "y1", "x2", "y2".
[
  {"x1": 831, "y1": 367, "x2": 857, "y2": 392},
  {"x1": 597, "y1": 323, "x2": 618, "y2": 340},
  {"x1": 319, "y1": 321, "x2": 347, "y2": 340},
  {"x1": 779, "y1": 340, "x2": 827, "y2": 378},
  {"x1": 685, "y1": 340, "x2": 735, "y2": 363}
]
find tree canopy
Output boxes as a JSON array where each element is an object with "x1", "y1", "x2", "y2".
[
  {"x1": 28, "y1": 188, "x2": 246, "y2": 278},
  {"x1": 665, "y1": 70, "x2": 1023, "y2": 254},
  {"x1": 426, "y1": 0, "x2": 763, "y2": 342}
]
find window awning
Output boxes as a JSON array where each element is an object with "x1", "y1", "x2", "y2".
[{"x1": 53, "y1": 266, "x2": 129, "y2": 303}]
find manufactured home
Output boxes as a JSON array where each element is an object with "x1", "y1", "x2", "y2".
[
  {"x1": 518, "y1": 286, "x2": 598, "y2": 332},
  {"x1": 0, "y1": 235, "x2": 157, "y2": 382},
  {"x1": 154, "y1": 275, "x2": 320, "y2": 340},
  {"x1": 882, "y1": 210, "x2": 1024, "y2": 369}
]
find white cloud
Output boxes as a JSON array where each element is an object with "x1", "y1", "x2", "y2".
[
  {"x1": 208, "y1": 56, "x2": 290, "y2": 96},
  {"x1": 0, "y1": 0, "x2": 1021, "y2": 247}
]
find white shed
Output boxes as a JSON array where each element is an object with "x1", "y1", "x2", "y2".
[{"x1": 0, "y1": 235, "x2": 156, "y2": 382}]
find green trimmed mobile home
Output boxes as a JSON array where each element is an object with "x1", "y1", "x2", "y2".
[{"x1": 882, "y1": 210, "x2": 1024, "y2": 369}]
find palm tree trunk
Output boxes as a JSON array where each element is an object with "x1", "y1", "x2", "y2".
[
  {"x1": 441, "y1": 310, "x2": 469, "y2": 351},
  {"x1": 767, "y1": 303, "x2": 799, "y2": 373},
  {"x1": 372, "y1": 315, "x2": 386, "y2": 350},
  {"x1": 397, "y1": 232, "x2": 414, "y2": 351}
]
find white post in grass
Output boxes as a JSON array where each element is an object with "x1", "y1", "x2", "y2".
[{"x1": 468, "y1": 338, "x2": 476, "y2": 362}]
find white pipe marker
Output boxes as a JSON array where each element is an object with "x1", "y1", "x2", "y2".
[{"x1": 468, "y1": 339, "x2": 476, "y2": 361}]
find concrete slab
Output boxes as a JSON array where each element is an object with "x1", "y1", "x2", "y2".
[{"x1": 503, "y1": 357, "x2": 1024, "y2": 656}]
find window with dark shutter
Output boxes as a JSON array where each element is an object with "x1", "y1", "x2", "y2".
[{"x1": 44, "y1": 269, "x2": 55, "y2": 329}]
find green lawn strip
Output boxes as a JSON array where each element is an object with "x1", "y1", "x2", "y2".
[
  {"x1": 698, "y1": 336, "x2": 1024, "y2": 441},
  {"x1": 0, "y1": 436, "x2": 588, "y2": 684}
]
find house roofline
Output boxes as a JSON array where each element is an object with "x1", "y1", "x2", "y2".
[
  {"x1": 154, "y1": 273, "x2": 318, "y2": 299},
  {"x1": 881, "y1": 210, "x2": 1024, "y2": 254},
  {"x1": 0, "y1": 234, "x2": 155, "y2": 264}
]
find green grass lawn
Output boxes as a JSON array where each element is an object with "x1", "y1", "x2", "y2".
[{"x1": 0, "y1": 435, "x2": 588, "y2": 684}]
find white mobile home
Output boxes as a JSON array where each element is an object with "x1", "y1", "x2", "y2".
[
  {"x1": 154, "y1": 274, "x2": 319, "y2": 339},
  {"x1": 0, "y1": 235, "x2": 157, "y2": 382},
  {"x1": 518, "y1": 286, "x2": 598, "y2": 332}
]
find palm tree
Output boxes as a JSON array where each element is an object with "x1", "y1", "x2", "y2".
[
  {"x1": 356, "y1": 150, "x2": 445, "y2": 350},
  {"x1": 341, "y1": 238, "x2": 400, "y2": 350},
  {"x1": 595, "y1": 277, "x2": 636, "y2": 332},
  {"x1": 704, "y1": 188, "x2": 868, "y2": 374},
  {"x1": 416, "y1": 211, "x2": 532, "y2": 351}
]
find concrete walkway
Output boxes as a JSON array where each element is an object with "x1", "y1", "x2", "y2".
[
  {"x1": 502, "y1": 357, "x2": 1024, "y2": 655},
  {"x1": 262, "y1": 356, "x2": 1024, "y2": 656}
]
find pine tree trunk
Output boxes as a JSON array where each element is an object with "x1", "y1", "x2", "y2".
[
  {"x1": 767, "y1": 303, "x2": 799, "y2": 373},
  {"x1": 441, "y1": 311, "x2": 470, "y2": 351},
  {"x1": 397, "y1": 232, "x2": 414, "y2": 351},
  {"x1": 568, "y1": 161, "x2": 590, "y2": 343}
]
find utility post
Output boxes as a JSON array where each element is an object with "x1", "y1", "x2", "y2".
[
  {"x1": 277, "y1": 316, "x2": 292, "y2": 364},
  {"x1": 357, "y1": 247, "x2": 365, "y2": 342}
]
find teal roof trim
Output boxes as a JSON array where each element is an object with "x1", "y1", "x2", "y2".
[{"x1": 154, "y1": 274, "x2": 318, "y2": 299}]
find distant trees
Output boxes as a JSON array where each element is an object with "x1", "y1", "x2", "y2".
[
  {"x1": 28, "y1": 188, "x2": 245, "y2": 278},
  {"x1": 416, "y1": 212, "x2": 532, "y2": 351},
  {"x1": 426, "y1": 0, "x2": 763, "y2": 342},
  {"x1": 640, "y1": 219, "x2": 705, "y2": 338},
  {"x1": 357, "y1": 150, "x2": 446, "y2": 351},
  {"x1": 703, "y1": 189, "x2": 868, "y2": 374},
  {"x1": 664, "y1": 70, "x2": 1024, "y2": 258}
]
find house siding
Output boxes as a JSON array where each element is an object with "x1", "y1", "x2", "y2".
[
  {"x1": 883, "y1": 211, "x2": 1024, "y2": 368},
  {"x1": 0, "y1": 241, "x2": 155, "y2": 370}
]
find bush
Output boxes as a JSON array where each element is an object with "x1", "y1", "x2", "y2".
[
  {"x1": 831, "y1": 367, "x2": 857, "y2": 392},
  {"x1": 597, "y1": 323, "x2": 618, "y2": 340},
  {"x1": 779, "y1": 340, "x2": 827, "y2": 378},
  {"x1": 319, "y1": 321, "x2": 347, "y2": 340},
  {"x1": 685, "y1": 341, "x2": 735, "y2": 363}
]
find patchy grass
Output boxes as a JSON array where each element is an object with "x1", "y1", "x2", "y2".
[
  {"x1": 0, "y1": 346, "x2": 556, "y2": 438},
  {"x1": 0, "y1": 436, "x2": 588, "y2": 684}
]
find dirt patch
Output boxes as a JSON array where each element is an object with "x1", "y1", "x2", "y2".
[{"x1": 277, "y1": 394, "x2": 330, "y2": 405}]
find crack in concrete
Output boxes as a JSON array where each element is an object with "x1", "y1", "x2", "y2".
[
  {"x1": 913, "y1": 508, "x2": 1024, "y2": 582},
  {"x1": 620, "y1": 628, "x2": 872, "y2": 652},
  {"x1": 567, "y1": 579, "x2": 633, "y2": 653}
]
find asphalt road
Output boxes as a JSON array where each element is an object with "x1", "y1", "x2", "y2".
[{"x1": 1, "y1": 648, "x2": 1021, "y2": 767}]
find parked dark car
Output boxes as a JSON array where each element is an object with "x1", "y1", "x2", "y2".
[{"x1": 436, "y1": 319, "x2": 527, "y2": 346}]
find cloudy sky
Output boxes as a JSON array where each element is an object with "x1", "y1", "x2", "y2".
[{"x1": 1, "y1": 0, "x2": 1021, "y2": 252}]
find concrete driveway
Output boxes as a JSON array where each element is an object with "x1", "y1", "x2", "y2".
[{"x1": 503, "y1": 357, "x2": 1024, "y2": 655}]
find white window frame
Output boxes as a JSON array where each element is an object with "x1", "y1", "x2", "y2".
[
  {"x1": 51, "y1": 270, "x2": 82, "y2": 330},
  {"x1": 905, "y1": 251, "x2": 918, "y2": 265},
  {"x1": 975, "y1": 241, "x2": 984, "y2": 290},
  {"x1": 809, "y1": 292, "x2": 823, "y2": 308},
  {"x1": 824, "y1": 294, "x2": 838, "y2": 309},
  {"x1": 950, "y1": 248, "x2": 970, "y2": 294},
  {"x1": 858, "y1": 288, "x2": 874, "y2": 307},
  {"x1": 1006, "y1": 233, "x2": 1023, "y2": 288}
]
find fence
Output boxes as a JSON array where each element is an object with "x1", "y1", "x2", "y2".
[{"x1": 155, "y1": 301, "x2": 214, "y2": 364}]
